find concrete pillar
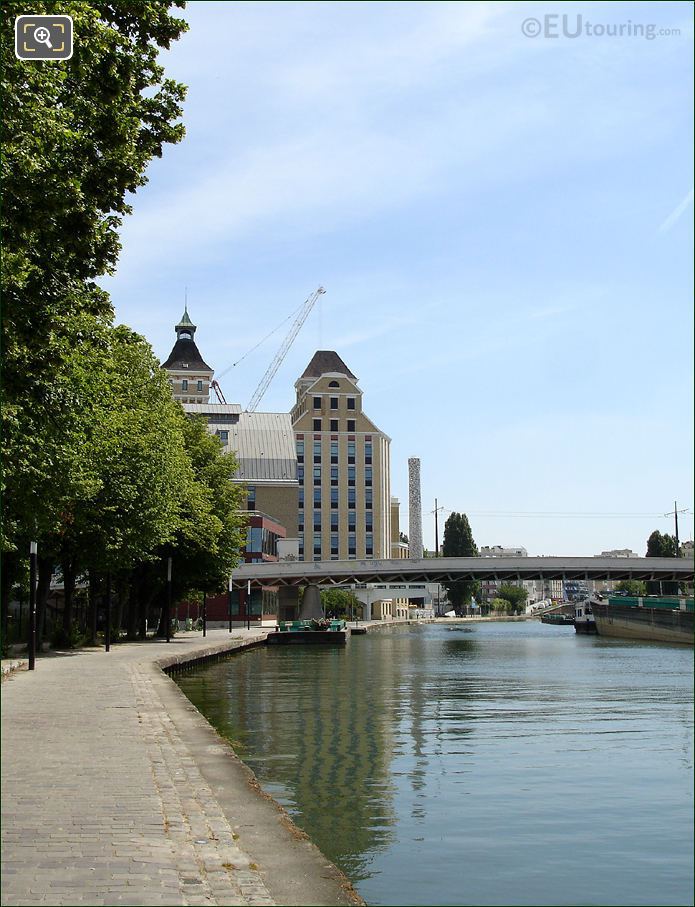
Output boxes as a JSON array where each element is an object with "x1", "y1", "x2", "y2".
[{"x1": 299, "y1": 585, "x2": 323, "y2": 619}]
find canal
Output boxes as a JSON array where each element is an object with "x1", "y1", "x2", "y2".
[{"x1": 175, "y1": 622, "x2": 694, "y2": 906}]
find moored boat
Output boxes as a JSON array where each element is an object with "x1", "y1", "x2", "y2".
[
  {"x1": 592, "y1": 596, "x2": 694, "y2": 645},
  {"x1": 540, "y1": 612, "x2": 575, "y2": 626},
  {"x1": 266, "y1": 617, "x2": 350, "y2": 645},
  {"x1": 574, "y1": 600, "x2": 597, "y2": 634}
]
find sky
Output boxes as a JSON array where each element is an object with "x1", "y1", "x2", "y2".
[{"x1": 102, "y1": 0, "x2": 694, "y2": 556}]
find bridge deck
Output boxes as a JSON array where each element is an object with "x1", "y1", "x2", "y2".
[{"x1": 231, "y1": 556, "x2": 694, "y2": 588}]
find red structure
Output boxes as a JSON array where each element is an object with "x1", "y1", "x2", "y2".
[{"x1": 175, "y1": 512, "x2": 286, "y2": 627}]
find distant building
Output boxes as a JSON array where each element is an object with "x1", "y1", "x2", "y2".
[
  {"x1": 291, "y1": 350, "x2": 391, "y2": 562},
  {"x1": 593, "y1": 549, "x2": 640, "y2": 594},
  {"x1": 161, "y1": 307, "x2": 214, "y2": 404},
  {"x1": 162, "y1": 310, "x2": 300, "y2": 623}
]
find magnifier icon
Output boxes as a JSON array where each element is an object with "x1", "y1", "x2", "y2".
[{"x1": 34, "y1": 26, "x2": 53, "y2": 49}]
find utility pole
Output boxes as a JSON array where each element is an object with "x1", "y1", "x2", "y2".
[{"x1": 665, "y1": 501, "x2": 688, "y2": 556}]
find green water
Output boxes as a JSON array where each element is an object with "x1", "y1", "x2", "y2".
[{"x1": 176, "y1": 622, "x2": 694, "y2": 906}]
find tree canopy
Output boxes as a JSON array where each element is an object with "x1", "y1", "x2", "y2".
[
  {"x1": 1, "y1": 2, "x2": 250, "y2": 649},
  {"x1": 441, "y1": 512, "x2": 479, "y2": 612}
]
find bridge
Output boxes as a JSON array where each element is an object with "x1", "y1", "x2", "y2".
[{"x1": 231, "y1": 556, "x2": 693, "y2": 588}]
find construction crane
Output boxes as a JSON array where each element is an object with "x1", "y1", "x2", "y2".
[
  {"x1": 247, "y1": 286, "x2": 326, "y2": 412},
  {"x1": 210, "y1": 379, "x2": 227, "y2": 404}
]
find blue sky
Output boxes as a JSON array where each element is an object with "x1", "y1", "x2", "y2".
[{"x1": 103, "y1": 0, "x2": 694, "y2": 555}]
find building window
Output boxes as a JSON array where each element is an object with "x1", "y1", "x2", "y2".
[
  {"x1": 298, "y1": 544, "x2": 304, "y2": 558},
  {"x1": 297, "y1": 466, "x2": 304, "y2": 484},
  {"x1": 313, "y1": 418, "x2": 321, "y2": 431},
  {"x1": 331, "y1": 487, "x2": 338, "y2": 508},
  {"x1": 313, "y1": 509, "x2": 321, "y2": 531},
  {"x1": 217, "y1": 430, "x2": 229, "y2": 443},
  {"x1": 330, "y1": 397, "x2": 338, "y2": 409},
  {"x1": 298, "y1": 519, "x2": 304, "y2": 533},
  {"x1": 365, "y1": 442, "x2": 372, "y2": 465},
  {"x1": 313, "y1": 397, "x2": 321, "y2": 409},
  {"x1": 247, "y1": 486, "x2": 256, "y2": 510},
  {"x1": 347, "y1": 441, "x2": 355, "y2": 464},
  {"x1": 313, "y1": 441, "x2": 321, "y2": 464},
  {"x1": 348, "y1": 512, "x2": 356, "y2": 530},
  {"x1": 366, "y1": 532, "x2": 373, "y2": 556},
  {"x1": 347, "y1": 419, "x2": 355, "y2": 432},
  {"x1": 348, "y1": 466, "x2": 355, "y2": 487},
  {"x1": 197, "y1": 380, "x2": 203, "y2": 391},
  {"x1": 313, "y1": 467, "x2": 321, "y2": 485},
  {"x1": 366, "y1": 514, "x2": 373, "y2": 532},
  {"x1": 347, "y1": 398, "x2": 355, "y2": 410},
  {"x1": 182, "y1": 379, "x2": 188, "y2": 391},
  {"x1": 313, "y1": 533, "x2": 322, "y2": 555},
  {"x1": 296, "y1": 440, "x2": 304, "y2": 463},
  {"x1": 330, "y1": 440, "x2": 338, "y2": 464},
  {"x1": 365, "y1": 467, "x2": 372, "y2": 487},
  {"x1": 298, "y1": 488, "x2": 304, "y2": 509},
  {"x1": 331, "y1": 466, "x2": 338, "y2": 486},
  {"x1": 348, "y1": 488, "x2": 356, "y2": 509},
  {"x1": 331, "y1": 512, "x2": 339, "y2": 530},
  {"x1": 348, "y1": 532, "x2": 356, "y2": 556},
  {"x1": 329, "y1": 380, "x2": 339, "y2": 388},
  {"x1": 330, "y1": 419, "x2": 338, "y2": 431},
  {"x1": 330, "y1": 533, "x2": 338, "y2": 556},
  {"x1": 365, "y1": 488, "x2": 372, "y2": 509},
  {"x1": 313, "y1": 487, "x2": 321, "y2": 505}
]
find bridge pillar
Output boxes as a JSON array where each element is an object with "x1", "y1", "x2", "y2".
[{"x1": 299, "y1": 584, "x2": 323, "y2": 620}]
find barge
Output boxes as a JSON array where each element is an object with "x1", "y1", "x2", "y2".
[
  {"x1": 592, "y1": 595, "x2": 693, "y2": 645},
  {"x1": 266, "y1": 618, "x2": 350, "y2": 645}
]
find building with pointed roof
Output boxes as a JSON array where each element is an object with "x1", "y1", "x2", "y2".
[
  {"x1": 292, "y1": 350, "x2": 391, "y2": 564},
  {"x1": 162, "y1": 306, "x2": 214, "y2": 403}
]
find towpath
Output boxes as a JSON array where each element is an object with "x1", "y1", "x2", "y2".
[{"x1": 1, "y1": 630, "x2": 362, "y2": 907}]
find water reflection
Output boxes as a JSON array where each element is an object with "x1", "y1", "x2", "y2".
[{"x1": 177, "y1": 622, "x2": 693, "y2": 906}]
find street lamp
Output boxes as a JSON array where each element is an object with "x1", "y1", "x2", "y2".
[{"x1": 228, "y1": 574, "x2": 233, "y2": 633}]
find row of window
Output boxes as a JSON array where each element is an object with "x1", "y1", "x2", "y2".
[
  {"x1": 298, "y1": 541, "x2": 374, "y2": 558},
  {"x1": 298, "y1": 486, "x2": 374, "y2": 507},
  {"x1": 312, "y1": 418, "x2": 357, "y2": 432},
  {"x1": 314, "y1": 396, "x2": 356, "y2": 410},
  {"x1": 296, "y1": 440, "x2": 372, "y2": 465},
  {"x1": 299, "y1": 511, "x2": 373, "y2": 531},
  {"x1": 179, "y1": 379, "x2": 205, "y2": 392},
  {"x1": 298, "y1": 465, "x2": 372, "y2": 484}
]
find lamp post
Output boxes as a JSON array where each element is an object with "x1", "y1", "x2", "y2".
[
  {"x1": 246, "y1": 580, "x2": 251, "y2": 631},
  {"x1": 166, "y1": 557, "x2": 172, "y2": 643},
  {"x1": 228, "y1": 574, "x2": 233, "y2": 633},
  {"x1": 28, "y1": 541, "x2": 37, "y2": 671},
  {"x1": 202, "y1": 592, "x2": 207, "y2": 638}
]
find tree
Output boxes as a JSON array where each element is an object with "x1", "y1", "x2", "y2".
[
  {"x1": 1, "y1": 0, "x2": 188, "y2": 401},
  {"x1": 615, "y1": 580, "x2": 647, "y2": 597},
  {"x1": 442, "y1": 513, "x2": 479, "y2": 613},
  {"x1": 645, "y1": 530, "x2": 678, "y2": 595},
  {"x1": 646, "y1": 531, "x2": 677, "y2": 558},
  {"x1": 320, "y1": 588, "x2": 361, "y2": 618},
  {"x1": 497, "y1": 584, "x2": 528, "y2": 614}
]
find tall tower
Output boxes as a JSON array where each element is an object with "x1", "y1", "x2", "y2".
[
  {"x1": 291, "y1": 351, "x2": 391, "y2": 561},
  {"x1": 408, "y1": 457, "x2": 423, "y2": 559},
  {"x1": 161, "y1": 306, "x2": 214, "y2": 403}
]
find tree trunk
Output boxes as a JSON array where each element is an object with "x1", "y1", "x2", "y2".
[
  {"x1": 0, "y1": 552, "x2": 17, "y2": 645},
  {"x1": 36, "y1": 555, "x2": 53, "y2": 650},
  {"x1": 127, "y1": 573, "x2": 139, "y2": 640},
  {"x1": 114, "y1": 580, "x2": 126, "y2": 642},
  {"x1": 86, "y1": 570, "x2": 98, "y2": 646},
  {"x1": 62, "y1": 555, "x2": 76, "y2": 635}
]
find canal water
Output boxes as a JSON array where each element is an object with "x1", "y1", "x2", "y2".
[{"x1": 176, "y1": 622, "x2": 694, "y2": 906}]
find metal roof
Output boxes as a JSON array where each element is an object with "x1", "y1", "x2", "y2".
[
  {"x1": 229, "y1": 412, "x2": 297, "y2": 482},
  {"x1": 184, "y1": 403, "x2": 243, "y2": 415}
]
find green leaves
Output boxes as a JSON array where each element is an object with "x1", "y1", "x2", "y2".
[{"x1": 442, "y1": 512, "x2": 479, "y2": 611}]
